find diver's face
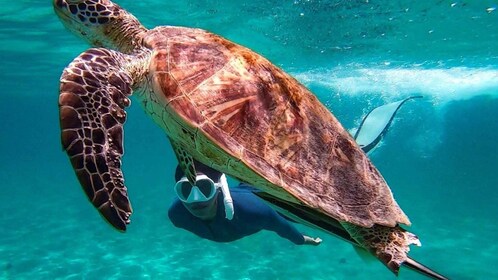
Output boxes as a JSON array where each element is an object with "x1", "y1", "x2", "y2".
[{"x1": 183, "y1": 191, "x2": 219, "y2": 220}]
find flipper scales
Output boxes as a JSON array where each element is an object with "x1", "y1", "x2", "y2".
[{"x1": 59, "y1": 48, "x2": 133, "y2": 231}]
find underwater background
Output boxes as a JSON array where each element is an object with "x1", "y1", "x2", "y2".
[{"x1": 1, "y1": 0, "x2": 497, "y2": 279}]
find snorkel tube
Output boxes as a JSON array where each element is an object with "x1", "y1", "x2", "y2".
[{"x1": 219, "y1": 174, "x2": 234, "y2": 220}]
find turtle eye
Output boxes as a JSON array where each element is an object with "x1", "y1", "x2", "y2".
[{"x1": 54, "y1": 0, "x2": 73, "y2": 8}]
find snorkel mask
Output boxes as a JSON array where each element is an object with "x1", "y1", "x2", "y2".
[{"x1": 174, "y1": 174, "x2": 234, "y2": 220}]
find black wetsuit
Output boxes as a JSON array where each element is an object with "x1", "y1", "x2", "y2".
[{"x1": 168, "y1": 186, "x2": 305, "y2": 244}]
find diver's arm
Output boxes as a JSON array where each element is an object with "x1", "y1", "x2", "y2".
[{"x1": 264, "y1": 209, "x2": 321, "y2": 246}]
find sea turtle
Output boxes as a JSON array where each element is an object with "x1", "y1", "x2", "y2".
[{"x1": 53, "y1": 0, "x2": 445, "y2": 278}]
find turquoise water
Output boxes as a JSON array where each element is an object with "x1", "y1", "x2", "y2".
[{"x1": 1, "y1": 0, "x2": 497, "y2": 279}]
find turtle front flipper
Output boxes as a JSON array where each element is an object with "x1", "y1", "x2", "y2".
[
  {"x1": 59, "y1": 48, "x2": 133, "y2": 231},
  {"x1": 170, "y1": 139, "x2": 197, "y2": 185}
]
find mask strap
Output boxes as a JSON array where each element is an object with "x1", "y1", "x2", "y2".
[{"x1": 219, "y1": 174, "x2": 234, "y2": 220}]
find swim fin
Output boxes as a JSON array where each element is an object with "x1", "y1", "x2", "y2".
[{"x1": 354, "y1": 96, "x2": 423, "y2": 153}]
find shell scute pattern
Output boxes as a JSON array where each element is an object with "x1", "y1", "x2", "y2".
[{"x1": 142, "y1": 27, "x2": 407, "y2": 227}]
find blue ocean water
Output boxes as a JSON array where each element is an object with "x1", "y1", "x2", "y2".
[{"x1": 1, "y1": 0, "x2": 497, "y2": 279}]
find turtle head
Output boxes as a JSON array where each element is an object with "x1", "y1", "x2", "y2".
[{"x1": 53, "y1": 0, "x2": 147, "y2": 53}]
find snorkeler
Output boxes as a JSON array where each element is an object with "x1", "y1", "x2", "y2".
[{"x1": 168, "y1": 160, "x2": 322, "y2": 245}]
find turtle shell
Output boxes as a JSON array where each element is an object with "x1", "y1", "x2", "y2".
[{"x1": 143, "y1": 26, "x2": 410, "y2": 228}]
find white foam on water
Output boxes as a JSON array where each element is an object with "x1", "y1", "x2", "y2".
[
  {"x1": 293, "y1": 66, "x2": 498, "y2": 104},
  {"x1": 293, "y1": 65, "x2": 498, "y2": 156}
]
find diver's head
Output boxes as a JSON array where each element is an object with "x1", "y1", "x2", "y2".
[{"x1": 174, "y1": 163, "x2": 223, "y2": 220}]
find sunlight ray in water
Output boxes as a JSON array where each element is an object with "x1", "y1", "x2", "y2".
[{"x1": 294, "y1": 66, "x2": 498, "y2": 103}]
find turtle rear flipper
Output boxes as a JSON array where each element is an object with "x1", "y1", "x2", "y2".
[
  {"x1": 59, "y1": 48, "x2": 133, "y2": 231},
  {"x1": 341, "y1": 222, "x2": 422, "y2": 275}
]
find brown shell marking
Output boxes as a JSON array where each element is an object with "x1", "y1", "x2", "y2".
[{"x1": 145, "y1": 26, "x2": 409, "y2": 228}]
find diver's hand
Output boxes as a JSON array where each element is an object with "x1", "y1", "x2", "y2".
[{"x1": 303, "y1": 235, "x2": 322, "y2": 246}]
